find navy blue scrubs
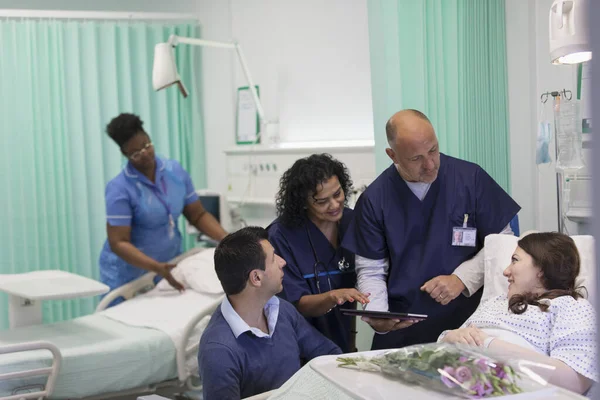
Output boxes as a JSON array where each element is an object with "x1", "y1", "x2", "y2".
[
  {"x1": 267, "y1": 208, "x2": 356, "y2": 353},
  {"x1": 342, "y1": 154, "x2": 520, "y2": 349}
]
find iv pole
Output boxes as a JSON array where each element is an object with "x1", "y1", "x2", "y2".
[
  {"x1": 541, "y1": 89, "x2": 573, "y2": 234},
  {"x1": 552, "y1": 91, "x2": 564, "y2": 234}
]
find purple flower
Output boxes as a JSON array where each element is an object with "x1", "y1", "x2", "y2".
[
  {"x1": 493, "y1": 365, "x2": 506, "y2": 379},
  {"x1": 440, "y1": 366, "x2": 457, "y2": 388},
  {"x1": 475, "y1": 358, "x2": 490, "y2": 373},
  {"x1": 483, "y1": 382, "x2": 494, "y2": 396},
  {"x1": 459, "y1": 356, "x2": 469, "y2": 363},
  {"x1": 470, "y1": 381, "x2": 492, "y2": 398},
  {"x1": 471, "y1": 381, "x2": 485, "y2": 396},
  {"x1": 455, "y1": 366, "x2": 474, "y2": 384}
]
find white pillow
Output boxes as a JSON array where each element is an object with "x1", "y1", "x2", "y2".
[
  {"x1": 481, "y1": 234, "x2": 596, "y2": 306},
  {"x1": 156, "y1": 248, "x2": 223, "y2": 295},
  {"x1": 481, "y1": 234, "x2": 518, "y2": 303},
  {"x1": 573, "y1": 236, "x2": 596, "y2": 306}
]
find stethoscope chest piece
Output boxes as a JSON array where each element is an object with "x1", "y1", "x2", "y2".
[{"x1": 337, "y1": 257, "x2": 350, "y2": 272}]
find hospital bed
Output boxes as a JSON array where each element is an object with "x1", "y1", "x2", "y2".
[
  {"x1": 0, "y1": 247, "x2": 224, "y2": 400},
  {"x1": 264, "y1": 233, "x2": 596, "y2": 400}
]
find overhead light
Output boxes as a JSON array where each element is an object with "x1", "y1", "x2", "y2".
[
  {"x1": 549, "y1": 0, "x2": 592, "y2": 65},
  {"x1": 152, "y1": 34, "x2": 265, "y2": 127},
  {"x1": 152, "y1": 42, "x2": 188, "y2": 97}
]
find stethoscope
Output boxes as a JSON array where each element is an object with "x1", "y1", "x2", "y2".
[{"x1": 305, "y1": 225, "x2": 351, "y2": 294}]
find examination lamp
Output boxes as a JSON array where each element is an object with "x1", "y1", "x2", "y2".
[
  {"x1": 549, "y1": 0, "x2": 592, "y2": 64},
  {"x1": 152, "y1": 34, "x2": 265, "y2": 127}
]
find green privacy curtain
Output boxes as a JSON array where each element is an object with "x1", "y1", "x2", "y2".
[
  {"x1": 0, "y1": 19, "x2": 205, "y2": 330},
  {"x1": 368, "y1": 0, "x2": 511, "y2": 191}
]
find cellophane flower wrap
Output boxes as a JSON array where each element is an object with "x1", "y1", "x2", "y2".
[{"x1": 336, "y1": 343, "x2": 548, "y2": 398}]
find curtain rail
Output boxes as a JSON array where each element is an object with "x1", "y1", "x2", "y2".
[{"x1": 0, "y1": 9, "x2": 198, "y2": 21}]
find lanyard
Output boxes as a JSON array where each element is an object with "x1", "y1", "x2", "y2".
[{"x1": 153, "y1": 177, "x2": 175, "y2": 238}]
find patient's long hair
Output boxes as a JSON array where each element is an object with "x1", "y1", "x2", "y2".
[{"x1": 509, "y1": 232, "x2": 584, "y2": 314}]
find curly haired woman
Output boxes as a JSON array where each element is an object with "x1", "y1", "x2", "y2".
[{"x1": 267, "y1": 154, "x2": 369, "y2": 353}]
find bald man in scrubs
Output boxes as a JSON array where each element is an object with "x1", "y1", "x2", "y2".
[{"x1": 343, "y1": 109, "x2": 519, "y2": 350}]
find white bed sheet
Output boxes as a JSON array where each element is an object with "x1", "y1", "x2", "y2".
[
  {"x1": 100, "y1": 287, "x2": 222, "y2": 352},
  {"x1": 0, "y1": 314, "x2": 176, "y2": 399},
  {"x1": 0, "y1": 288, "x2": 224, "y2": 399},
  {"x1": 99, "y1": 287, "x2": 223, "y2": 376}
]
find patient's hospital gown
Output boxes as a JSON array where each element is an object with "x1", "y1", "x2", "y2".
[{"x1": 448, "y1": 295, "x2": 598, "y2": 381}]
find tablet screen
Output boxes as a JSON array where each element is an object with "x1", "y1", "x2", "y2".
[{"x1": 340, "y1": 308, "x2": 428, "y2": 320}]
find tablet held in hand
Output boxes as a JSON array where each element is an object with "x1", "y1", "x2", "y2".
[{"x1": 340, "y1": 309, "x2": 428, "y2": 321}]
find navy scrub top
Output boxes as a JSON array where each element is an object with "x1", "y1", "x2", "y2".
[
  {"x1": 342, "y1": 154, "x2": 520, "y2": 349},
  {"x1": 267, "y1": 208, "x2": 356, "y2": 352}
]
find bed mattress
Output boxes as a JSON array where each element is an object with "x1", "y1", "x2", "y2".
[{"x1": 0, "y1": 314, "x2": 177, "y2": 399}]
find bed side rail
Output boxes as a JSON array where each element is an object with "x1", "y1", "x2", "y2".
[
  {"x1": 0, "y1": 341, "x2": 62, "y2": 400},
  {"x1": 95, "y1": 247, "x2": 206, "y2": 312},
  {"x1": 177, "y1": 295, "x2": 223, "y2": 389},
  {"x1": 95, "y1": 272, "x2": 157, "y2": 312}
]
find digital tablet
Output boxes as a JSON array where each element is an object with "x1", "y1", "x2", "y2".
[{"x1": 340, "y1": 308, "x2": 428, "y2": 321}]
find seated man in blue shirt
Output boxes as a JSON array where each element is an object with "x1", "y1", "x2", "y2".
[{"x1": 198, "y1": 226, "x2": 342, "y2": 400}]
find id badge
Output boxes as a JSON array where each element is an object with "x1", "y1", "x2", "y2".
[
  {"x1": 452, "y1": 227, "x2": 477, "y2": 247},
  {"x1": 168, "y1": 215, "x2": 175, "y2": 239}
]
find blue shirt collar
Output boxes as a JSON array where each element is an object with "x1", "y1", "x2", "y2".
[
  {"x1": 124, "y1": 156, "x2": 166, "y2": 179},
  {"x1": 221, "y1": 295, "x2": 280, "y2": 339}
]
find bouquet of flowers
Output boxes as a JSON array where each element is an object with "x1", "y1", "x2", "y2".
[{"x1": 337, "y1": 343, "x2": 544, "y2": 398}]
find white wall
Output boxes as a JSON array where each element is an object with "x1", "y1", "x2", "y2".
[
  {"x1": 229, "y1": 0, "x2": 374, "y2": 143},
  {"x1": 197, "y1": 0, "x2": 375, "y2": 199},
  {"x1": 505, "y1": 0, "x2": 579, "y2": 233},
  {"x1": 196, "y1": 0, "x2": 237, "y2": 229}
]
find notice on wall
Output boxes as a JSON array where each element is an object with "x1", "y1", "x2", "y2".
[
  {"x1": 578, "y1": 62, "x2": 592, "y2": 133},
  {"x1": 236, "y1": 86, "x2": 260, "y2": 144}
]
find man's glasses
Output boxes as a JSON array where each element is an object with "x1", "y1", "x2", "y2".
[{"x1": 127, "y1": 142, "x2": 153, "y2": 161}]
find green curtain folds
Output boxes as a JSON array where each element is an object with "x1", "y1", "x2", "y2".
[
  {"x1": 368, "y1": 0, "x2": 511, "y2": 192},
  {"x1": 0, "y1": 19, "x2": 205, "y2": 330}
]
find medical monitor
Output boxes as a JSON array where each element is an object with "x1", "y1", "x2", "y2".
[
  {"x1": 185, "y1": 190, "x2": 222, "y2": 245},
  {"x1": 199, "y1": 193, "x2": 220, "y2": 223}
]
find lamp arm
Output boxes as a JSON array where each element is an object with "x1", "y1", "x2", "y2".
[
  {"x1": 234, "y1": 43, "x2": 265, "y2": 125},
  {"x1": 167, "y1": 34, "x2": 266, "y2": 126},
  {"x1": 168, "y1": 34, "x2": 235, "y2": 49}
]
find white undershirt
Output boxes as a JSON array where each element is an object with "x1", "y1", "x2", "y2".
[{"x1": 404, "y1": 181, "x2": 431, "y2": 201}]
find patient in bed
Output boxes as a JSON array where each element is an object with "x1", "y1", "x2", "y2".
[
  {"x1": 199, "y1": 227, "x2": 341, "y2": 400},
  {"x1": 438, "y1": 232, "x2": 597, "y2": 395}
]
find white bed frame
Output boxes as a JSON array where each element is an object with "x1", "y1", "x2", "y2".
[
  {"x1": 0, "y1": 248, "x2": 219, "y2": 400},
  {"x1": 0, "y1": 341, "x2": 62, "y2": 400}
]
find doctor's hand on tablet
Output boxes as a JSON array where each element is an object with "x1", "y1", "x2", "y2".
[
  {"x1": 329, "y1": 289, "x2": 370, "y2": 306},
  {"x1": 362, "y1": 316, "x2": 418, "y2": 333},
  {"x1": 420, "y1": 274, "x2": 465, "y2": 305}
]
